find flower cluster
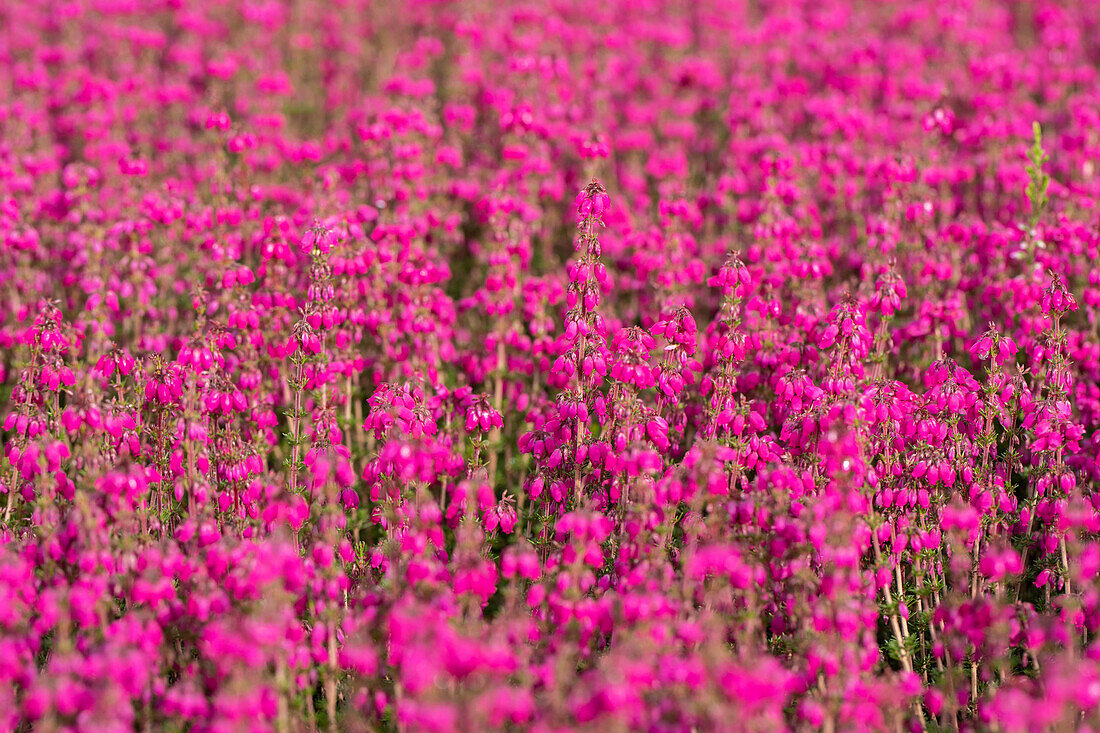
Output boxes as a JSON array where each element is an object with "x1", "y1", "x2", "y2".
[{"x1": 3, "y1": 0, "x2": 1100, "y2": 731}]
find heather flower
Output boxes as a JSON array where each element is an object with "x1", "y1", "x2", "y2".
[
  {"x1": 575, "y1": 179, "x2": 610, "y2": 219},
  {"x1": 3, "y1": 3, "x2": 1100, "y2": 731}
]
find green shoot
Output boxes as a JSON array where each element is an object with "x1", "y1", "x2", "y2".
[{"x1": 1025, "y1": 121, "x2": 1049, "y2": 233}]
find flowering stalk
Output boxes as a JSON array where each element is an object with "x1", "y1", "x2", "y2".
[{"x1": 560, "y1": 179, "x2": 610, "y2": 506}]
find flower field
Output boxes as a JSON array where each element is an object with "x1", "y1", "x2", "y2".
[{"x1": 4, "y1": 0, "x2": 1100, "y2": 730}]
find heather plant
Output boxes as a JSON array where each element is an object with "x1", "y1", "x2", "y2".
[{"x1": 5, "y1": 0, "x2": 1100, "y2": 731}]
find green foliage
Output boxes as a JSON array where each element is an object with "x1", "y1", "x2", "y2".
[{"x1": 1025, "y1": 121, "x2": 1049, "y2": 232}]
